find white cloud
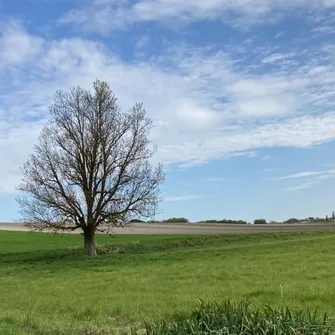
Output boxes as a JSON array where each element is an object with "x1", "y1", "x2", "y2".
[
  {"x1": 274, "y1": 169, "x2": 335, "y2": 180},
  {"x1": 0, "y1": 20, "x2": 44, "y2": 69},
  {"x1": 274, "y1": 171, "x2": 324, "y2": 179},
  {"x1": 285, "y1": 182, "x2": 314, "y2": 191},
  {"x1": 164, "y1": 195, "x2": 205, "y2": 202},
  {"x1": 60, "y1": 4, "x2": 127, "y2": 35},
  {"x1": 275, "y1": 31, "x2": 285, "y2": 38},
  {"x1": 0, "y1": 120, "x2": 45, "y2": 195},
  {"x1": 60, "y1": 0, "x2": 335, "y2": 33},
  {"x1": 155, "y1": 113, "x2": 335, "y2": 166},
  {"x1": 276, "y1": 169, "x2": 335, "y2": 191},
  {"x1": 174, "y1": 99, "x2": 219, "y2": 128},
  {"x1": 262, "y1": 53, "x2": 293, "y2": 64},
  {"x1": 2, "y1": 21, "x2": 335, "y2": 195}
]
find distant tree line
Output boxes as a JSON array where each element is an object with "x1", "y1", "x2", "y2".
[
  {"x1": 197, "y1": 219, "x2": 247, "y2": 224},
  {"x1": 162, "y1": 217, "x2": 189, "y2": 223},
  {"x1": 129, "y1": 217, "x2": 189, "y2": 223},
  {"x1": 253, "y1": 219, "x2": 267, "y2": 225},
  {"x1": 130, "y1": 214, "x2": 335, "y2": 225},
  {"x1": 130, "y1": 218, "x2": 247, "y2": 224},
  {"x1": 281, "y1": 216, "x2": 334, "y2": 224}
]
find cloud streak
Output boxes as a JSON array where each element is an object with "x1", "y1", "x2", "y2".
[
  {"x1": 285, "y1": 182, "x2": 315, "y2": 191},
  {"x1": 60, "y1": 0, "x2": 335, "y2": 33},
  {"x1": 164, "y1": 195, "x2": 205, "y2": 202},
  {"x1": 274, "y1": 171, "x2": 324, "y2": 179},
  {"x1": 274, "y1": 169, "x2": 335, "y2": 191}
]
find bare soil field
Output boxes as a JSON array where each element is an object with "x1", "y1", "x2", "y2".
[{"x1": 1, "y1": 222, "x2": 335, "y2": 234}]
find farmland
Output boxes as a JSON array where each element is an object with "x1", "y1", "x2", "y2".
[{"x1": 1, "y1": 230, "x2": 335, "y2": 334}]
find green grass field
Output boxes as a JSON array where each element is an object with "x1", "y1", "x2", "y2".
[{"x1": 1, "y1": 230, "x2": 335, "y2": 334}]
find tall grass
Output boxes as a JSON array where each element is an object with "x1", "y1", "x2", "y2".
[{"x1": 134, "y1": 301, "x2": 332, "y2": 335}]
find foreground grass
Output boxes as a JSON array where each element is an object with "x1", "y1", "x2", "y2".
[
  {"x1": 134, "y1": 301, "x2": 332, "y2": 334},
  {"x1": 1, "y1": 230, "x2": 335, "y2": 333}
]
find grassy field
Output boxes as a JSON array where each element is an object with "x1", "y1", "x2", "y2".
[{"x1": 1, "y1": 230, "x2": 335, "y2": 334}]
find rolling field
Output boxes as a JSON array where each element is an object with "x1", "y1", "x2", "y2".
[{"x1": 1, "y1": 230, "x2": 335, "y2": 334}]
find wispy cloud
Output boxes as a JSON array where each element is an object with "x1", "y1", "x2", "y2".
[
  {"x1": 315, "y1": 170, "x2": 335, "y2": 181},
  {"x1": 275, "y1": 169, "x2": 335, "y2": 191},
  {"x1": 60, "y1": 0, "x2": 335, "y2": 33},
  {"x1": 261, "y1": 53, "x2": 293, "y2": 64},
  {"x1": 164, "y1": 195, "x2": 205, "y2": 202},
  {"x1": 0, "y1": 20, "x2": 44, "y2": 69},
  {"x1": 285, "y1": 182, "x2": 314, "y2": 192},
  {"x1": 275, "y1": 31, "x2": 285, "y2": 38},
  {"x1": 2, "y1": 18, "x2": 335, "y2": 194},
  {"x1": 203, "y1": 177, "x2": 225, "y2": 182},
  {"x1": 274, "y1": 171, "x2": 324, "y2": 180}
]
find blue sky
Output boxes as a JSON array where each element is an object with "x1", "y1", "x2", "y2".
[{"x1": 1, "y1": 0, "x2": 335, "y2": 223}]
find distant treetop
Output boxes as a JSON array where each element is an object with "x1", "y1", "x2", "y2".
[
  {"x1": 253, "y1": 219, "x2": 267, "y2": 225},
  {"x1": 162, "y1": 217, "x2": 189, "y2": 223}
]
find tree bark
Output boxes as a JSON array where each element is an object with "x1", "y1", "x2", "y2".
[{"x1": 84, "y1": 229, "x2": 97, "y2": 256}]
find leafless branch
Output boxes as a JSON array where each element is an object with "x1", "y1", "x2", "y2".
[{"x1": 17, "y1": 80, "x2": 164, "y2": 255}]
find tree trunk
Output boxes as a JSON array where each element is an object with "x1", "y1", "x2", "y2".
[{"x1": 84, "y1": 229, "x2": 97, "y2": 256}]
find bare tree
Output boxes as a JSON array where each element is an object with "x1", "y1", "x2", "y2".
[{"x1": 17, "y1": 80, "x2": 164, "y2": 256}]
